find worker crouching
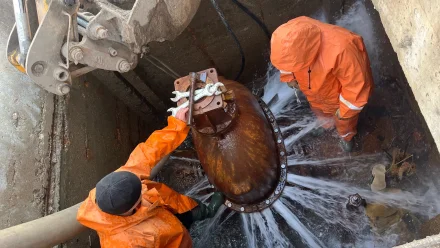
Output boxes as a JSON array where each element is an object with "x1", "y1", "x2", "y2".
[
  {"x1": 77, "y1": 108, "x2": 223, "y2": 248},
  {"x1": 271, "y1": 16, "x2": 374, "y2": 152}
]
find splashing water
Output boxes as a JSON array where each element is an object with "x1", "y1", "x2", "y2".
[
  {"x1": 242, "y1": 209, "x2": 290, "y2": 248},
  {"x1": 187, "y1": 63, "x2": 440, "y2": 247},
  {"x1": 273, "y1": 200, "x2": 325, "y2": 248},
  {"x1": 288, "y1": 174, "x2": 440, "y2": 217},
  {"x1": 185, "y1": 177, "x2": 211, "y2": 199},
  {"x1": 185, "y1": 2, "x2": 440, "y2": 246}
]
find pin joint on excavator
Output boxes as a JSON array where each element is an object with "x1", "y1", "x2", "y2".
[{"x1": 7, "y1": 0, "x2": 201, "y2": 95}]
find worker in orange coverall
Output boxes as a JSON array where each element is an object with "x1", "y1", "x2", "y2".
[
  {"x1": 77, "y1": 108, "x2": 224, "y2": 248},
  {"x1": 271, "y1": 16, "x2": 374, "y2": 152}
]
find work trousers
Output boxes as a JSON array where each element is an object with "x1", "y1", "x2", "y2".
[{"x1": 311, "y1": 107, "x2": 359, "y2": 141}]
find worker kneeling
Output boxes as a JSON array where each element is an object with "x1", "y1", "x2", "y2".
[
  {"x1": 271, "y1": 16, "x2": 374, "y2": 152},
  {"x1": 77, "y1": 108, "x2": 223, "y2": 248}
]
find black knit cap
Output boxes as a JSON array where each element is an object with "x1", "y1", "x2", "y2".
[{"x1": 95, "y1": 171, "x2": 142, "y2": 215}]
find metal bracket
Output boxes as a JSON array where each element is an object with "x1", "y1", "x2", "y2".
[
  {"x1": 25, "y1": 0, "x2": 79, "y2": 95},
  {"x1": 224, "y1": 99, "x2": 288, "y2": 213},
  {"x1": 62, "y1": 38, "x2": 138, "y2": 72}
]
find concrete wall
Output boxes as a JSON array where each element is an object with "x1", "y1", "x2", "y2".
[
  {"x1": 371, "y1": 0, "x2": 440, "y2": 152},
  {"x1": 0, "y1": 0, "x2": 54, "y2": 229},
  {"x1": 0, "y1": 0, "x2": 153, "y2": 235}
]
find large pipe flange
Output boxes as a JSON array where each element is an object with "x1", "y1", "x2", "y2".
[{"x1": 224, "y1": 99, "x2": 287, "y2": 213}]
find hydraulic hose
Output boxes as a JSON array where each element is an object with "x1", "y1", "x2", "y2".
[
  {"x1": 210, "y1": 0, "x2": 245, "y2": 81},
  {"x1": 231, "y1": 0, "x2": 271, "y2": 39}
]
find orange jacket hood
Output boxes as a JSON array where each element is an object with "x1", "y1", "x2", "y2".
[
  {"x1": 270, "y1": 16, "x2": 321, "y2": 72},
  {"x1": 78, "y1": 189, "x2": 158, "y2": 236}
]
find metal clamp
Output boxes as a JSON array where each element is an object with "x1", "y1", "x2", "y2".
[
  {"x1": 168, "y1": 82, "x2": 225, "y2": 116},
  {"x1": 170, "y1": 82, "x2": 225, "y2": 102}
]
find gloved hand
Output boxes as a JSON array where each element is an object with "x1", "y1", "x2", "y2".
[
  {"x1": 287, "y1": 79, "x2": 299, "y2": 89},
  {"x1": 175, "y1": 107, "x2": 189, "y2": 122},
  {"x1": 191, "y1": 192, "x2": 225, "y2": 221},
  {"x1": 207, "y1": 192, "x2": 225, "y2": 218}
]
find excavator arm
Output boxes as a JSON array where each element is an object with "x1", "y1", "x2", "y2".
[{"x1": 7, "y1": 0, "x2": 200, "y2": 95}]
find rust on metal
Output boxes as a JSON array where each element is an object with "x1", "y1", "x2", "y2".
[
  {"x1": 174, "y1": 68, "x2": 232, "y2": 135},
  {"x1": 187, "y1": 72, "x2": 197, "y2": 125},
  {"x1": 224, "y1": 99, "x2": 287, "y2": 212},
  {"x1": 174, "y1": 68, "x2": 287, "y2": 212}
]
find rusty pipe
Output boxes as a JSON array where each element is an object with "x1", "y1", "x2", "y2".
[
  {"x1": 172, "y1": 69, "x2": 287, "y2": 213},
  {"x1": 0, "y1": 156, "x2": 170, "y2": 248},
  {"x1": 192, "y1": 79, "x2": 281, "y2": 205}
]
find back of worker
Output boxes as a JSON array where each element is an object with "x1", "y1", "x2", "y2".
[
  {"x1": 271, "y1": 16, "x2": 373, "y2": 151},
  {"x1": 77, "y1": 109, "x2": 202, "y2": 248},
  {"x1": 79, "y1": 187, "x2": 193, "y2": 247}
]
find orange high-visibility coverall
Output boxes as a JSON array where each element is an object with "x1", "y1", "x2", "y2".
[
  {"x1": 271, "y1": 16, "x2": 374, "y2": 141},
  {"x1": 77, "y1": 116, "x2": 198, "y2": 248}
]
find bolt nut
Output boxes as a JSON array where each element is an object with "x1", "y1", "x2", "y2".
[
  {"x1": 265, "y1": 200, "x2": 270, "y2": 204},
  {"x1": 277, "y1": 139, "x2": 282, "y2": 144},
  {"x1": 280, "y1": 151, "x2": 285, "y2": 156},
  {"x1": 96, "y1": 27, "x2": 108, "y2": 39},
  {"x1": 31, "y1": 62, "x2": 47, "y2": 76},
  {"x1": 53, "y1": 68, "x2": 70, "y2": 82},
  {"x1": 58, "y1": 84, "x2": 71, "y2": 95},
  {"x1": 90, "y1": 24, "x2": 109, "y2": 40},
  {"x1": 70, "y1": 47, "x2": 84, "y2": 62},
  {"x1": 240, "y1": 207, "x2": 244, "y2": 211},
  {"x1": 227, "y1": 202, "x2": 232, "y2": 207},
  {"x1": 108, "y1": 47, "x2": 118, "y2": 57},
  {"x1": 34, "y1": 64, "x2": 44, "y2": 73},
  {"x1": 274, "y1": 129, "x2": 279, "y2": 133},
  {"x1": 281, "y1": 164, "x2": 286, "y2": 169},
  {"x1": 275, "y1": 190, "x2": 280, "y2": 195},
  {"x1": 117, "y1": 59, "x2": 131, "y2": 73}
]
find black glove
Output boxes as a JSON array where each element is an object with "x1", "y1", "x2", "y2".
[{"x1": 191, "y1": 192, "x2": 225, "y2": 221}]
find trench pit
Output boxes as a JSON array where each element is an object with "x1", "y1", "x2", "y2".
[{"x1": 57, "y1": 0, "x2": 440, "y2": 247}]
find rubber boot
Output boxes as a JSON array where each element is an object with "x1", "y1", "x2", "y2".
[
  {"x1": 340, "y1": 139, "x2": 353, "y2": 152},
  {"x1": 310, "y1": 127, "x2": 326, "y2": 137}
]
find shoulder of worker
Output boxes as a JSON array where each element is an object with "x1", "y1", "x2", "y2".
[
  {"x1": 286, "y1": 16, "x2": 366, "y2": 56},
  {"x1": 77, "y1": 189, "x2": 148, "y2": 236},
  {"x1": 320, "y1": 24, "x2": 366, "y2": 54}
]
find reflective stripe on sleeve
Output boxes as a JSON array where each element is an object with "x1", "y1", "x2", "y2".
[
  {"x1": 340, "y1": 132, "x2": 354, "y2": 138},
  {"x1": 339, "y1": 94, "x2": 364, "y2": 111}
]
